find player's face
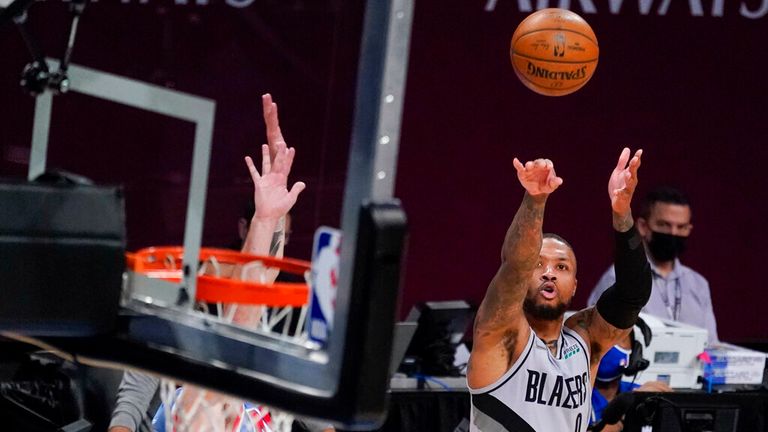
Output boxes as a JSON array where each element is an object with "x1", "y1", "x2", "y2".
[{"x1": 523, "y1": 238, "x2": 577, "y2": 320}]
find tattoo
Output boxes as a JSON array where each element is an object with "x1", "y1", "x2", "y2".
[
  {"x1": 612, "y1": 212, "x2": 634, "y2": 233},
  {"x1": 574, "y1": 309, "x2": 603, "y2": 364},
  {"x1": 269, "y1": 215, "x2": 286, "y2": 256},
  {"x1": 569, "y1": 307, "x2": 628, "y2": 365},
  {"x1": 475, "y1": 193, "x2": 547, "y2": 334},
  {"x1": 503, "y1": 330, "x2": 517, "y2": 367},
  {"x1": 502, "y1": 193, "x2": 547, "y2": 268},
  {"x1": 574, "y1": 308, "x2": 592, "y2": 331},
  {"x1": 269, "y1": 230, "x2": 283, "y2": 256}
]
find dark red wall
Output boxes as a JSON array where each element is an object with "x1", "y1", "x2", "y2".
[
  {"x1": 396, "y1": 1, "x2": 768, "y2": 344},
  {"x1": 0, "y1": 1, "x2": 766, "y2": 344}
]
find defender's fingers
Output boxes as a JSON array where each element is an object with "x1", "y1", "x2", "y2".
[
  {"x1": 272, "y1": 145, "x2": 290, "y2": 174},
  {"x1": 288, "y1": 181, "x2": 307, "y2": 200},
  {"x1": 282, "y1": 147, "x2": 296, "y2": 174},
  {"x1": 266, "y1": 103, "x2": 284, "y2": 143},
  {"x1": 262, "y1": 93, "x2": 273, "y2": 118},
  {"x1": 262, "y1": 95, "x2": 277, "y2": 135},
  {"x1": 260, "y1": 144, "x2": 271, "y2": 174},
  {"x1": 245, "y1": 156, "x2": 260, "y2": 180}
]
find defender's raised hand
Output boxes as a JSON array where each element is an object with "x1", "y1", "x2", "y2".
[
  {"x1": 262, "y1": 93, "x2": 287, "y2": 163},
  {"x1": 245, "y1": 144, "x2": 305, "y2": 221},
  {"x1": 513, "y1": 158, "x2": 563, "y2": 196}
]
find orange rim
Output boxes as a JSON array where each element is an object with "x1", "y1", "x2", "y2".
[{"x1": 126, "y1": 247, "x2": 311, "y2": 307}]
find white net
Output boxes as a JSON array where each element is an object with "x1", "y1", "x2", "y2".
[
  {"x1": 155, "y1": 254, "x2": 311, "y2": 432},
  {"x1": 157, "y1": 382, "x2": 296, "y2": 432}
]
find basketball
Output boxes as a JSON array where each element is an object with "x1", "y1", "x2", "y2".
[{"x1": 510, "y1": 8, "x2": 599, "y2": 96}]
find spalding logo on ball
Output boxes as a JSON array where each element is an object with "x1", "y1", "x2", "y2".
[{"x1": 510, "y1": 8, "x2": 599, "y2": 96}]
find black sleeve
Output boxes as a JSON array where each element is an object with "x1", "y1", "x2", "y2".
[{"x1": 595, "y1": 226, "x2": 652, "y2": 329}]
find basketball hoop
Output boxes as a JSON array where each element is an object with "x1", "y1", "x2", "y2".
[
  {"x1": 126, "y1": 247, "x2": 311, "y2": 307},
  {"x1": 126, "y1": 246, "x2": 312, "y2": 432}
]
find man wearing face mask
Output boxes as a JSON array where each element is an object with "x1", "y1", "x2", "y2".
[{"x1": 587, "y1": 186, "x2": 718, "y2": 343}]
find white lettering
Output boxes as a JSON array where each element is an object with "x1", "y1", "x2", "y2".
[
  {"x1": 553, "y1": 0, "x2": 597, "y2": 13},
  {"x1": 689, "y1": 0, "x2": 704, "y2": 15},
  {"x1": 485, "y1": 0, "x2": 533, "y2": 12},
  {"x1": 637, "y1": 0, "x2": 714, "y2": 16},
  {"x1": 486, "y1": 0, "x2": 597, "y2": 13},
  {"x1": 638, "y1": 0, "x2": 655, "y2": 14},
  {"x1": 741, "y1": 0, "x2": 768, "y2": 18},
  {"x1": 609, "y1": 0, "x2": 624, "y2": 14},
  {"x1": 638, "y1": 0, "x2": 704, "y2": 16},
  {"x1": 226, "y1": 0, "x2": 255, "y2": 8},
  {"x1": 656, "y1": 0, "x2": 672, "y2": 15},
  {"x1": 480, "y1": 0, "x2": 751, "y2": 17},
  {"x1": 712, "y1": 0, "x2": 724, "y2": 16}
]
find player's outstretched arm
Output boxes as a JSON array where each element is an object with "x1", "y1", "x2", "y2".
[
  {"x1": 566, "y1": 148, "x2": 651, "y2": 364},
  {"x1": 241, "y1": 94, "x2": 306, "y2": 258},
  {"x1": 161, "y1": 96, "x2": 311, "y2": 432},
  {"x1": 230, "y1": 95, "x2": 306, "y2": 327},
  {"x1": 468, "y1": 158, "x2": 563, "y2": 389}
]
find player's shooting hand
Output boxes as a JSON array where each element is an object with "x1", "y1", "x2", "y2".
[
  {"x1": 513, "y1": 158, "x2": 563, "y2": 196},
  {"x1": 608, "y1": 147, "x2": 642, "y2": 217}
]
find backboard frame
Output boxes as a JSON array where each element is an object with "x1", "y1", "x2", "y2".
[{"x1": 13, "y1": 0, "x2": 414, "y2": 428}]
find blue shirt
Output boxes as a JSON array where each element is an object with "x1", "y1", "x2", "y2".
[
  {"x1": 587, "y1": 258, "x2": 718, "y2": 343},
  {"x1": 590, "y1": 381, "x2": 640, "y2": 425}
]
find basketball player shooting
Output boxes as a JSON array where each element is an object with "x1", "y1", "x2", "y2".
[{"x1": 467, "y1": 149, "x2": 651, "y2": 432}]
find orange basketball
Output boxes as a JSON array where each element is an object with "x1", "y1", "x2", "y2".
[{"x1": 510, "y1": 8, "x2": 599, "y2": 96}]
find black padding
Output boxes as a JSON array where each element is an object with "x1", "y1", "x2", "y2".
[
  {"x1": 0, "y1": 178, "x2": 125, "y2": 336},
  {"x1": 596, "y1": 227, "x2": 652, "y2": 329}
]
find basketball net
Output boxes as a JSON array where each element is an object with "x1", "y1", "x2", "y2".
[{"x1": 149, "y1": 252, "x2": 310, "y2": 432}]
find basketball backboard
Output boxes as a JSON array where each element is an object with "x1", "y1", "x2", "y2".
[{"x1": 0, "y1": 0, "x2": 412, "y2": 428}]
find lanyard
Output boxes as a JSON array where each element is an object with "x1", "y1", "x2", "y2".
[{"x1": 659, "y1": 276, "x2": 682, "y2": 320}]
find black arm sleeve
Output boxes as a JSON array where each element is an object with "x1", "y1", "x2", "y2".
[{"x1": 595, "y1": 226, "x2": 652, "y2": 329}]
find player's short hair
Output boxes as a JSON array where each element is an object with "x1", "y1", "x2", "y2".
[
  {"x1": 543, "y1": 233, "x2": 577, "y2": 274},
  {"x1": 543, "y1": 233, "x2": 573, "y2": 251}
]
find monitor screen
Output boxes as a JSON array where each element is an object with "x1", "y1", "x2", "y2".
[
  {"x1": 403, "y1": 300, "x2": 473, "y2": 377},
  {"x1": 623, "y1": 392, "x2": 740, "y2": 432}
]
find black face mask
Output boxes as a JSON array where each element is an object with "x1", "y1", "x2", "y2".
[{"x1": 647, "y1": 231, "x2": 687, "y2": 262}]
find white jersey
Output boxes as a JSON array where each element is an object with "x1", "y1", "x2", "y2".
[{"x1": 469, "y1": 327, "x2": 591, "y2": 432}]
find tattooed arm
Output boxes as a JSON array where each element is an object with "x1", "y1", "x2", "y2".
[
  {"x1": 468, "y1": 158, "x2": 563, "y2": 389},
  {"x1": 566, "y1": 148, "x2": 651, "y2": 370}
]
